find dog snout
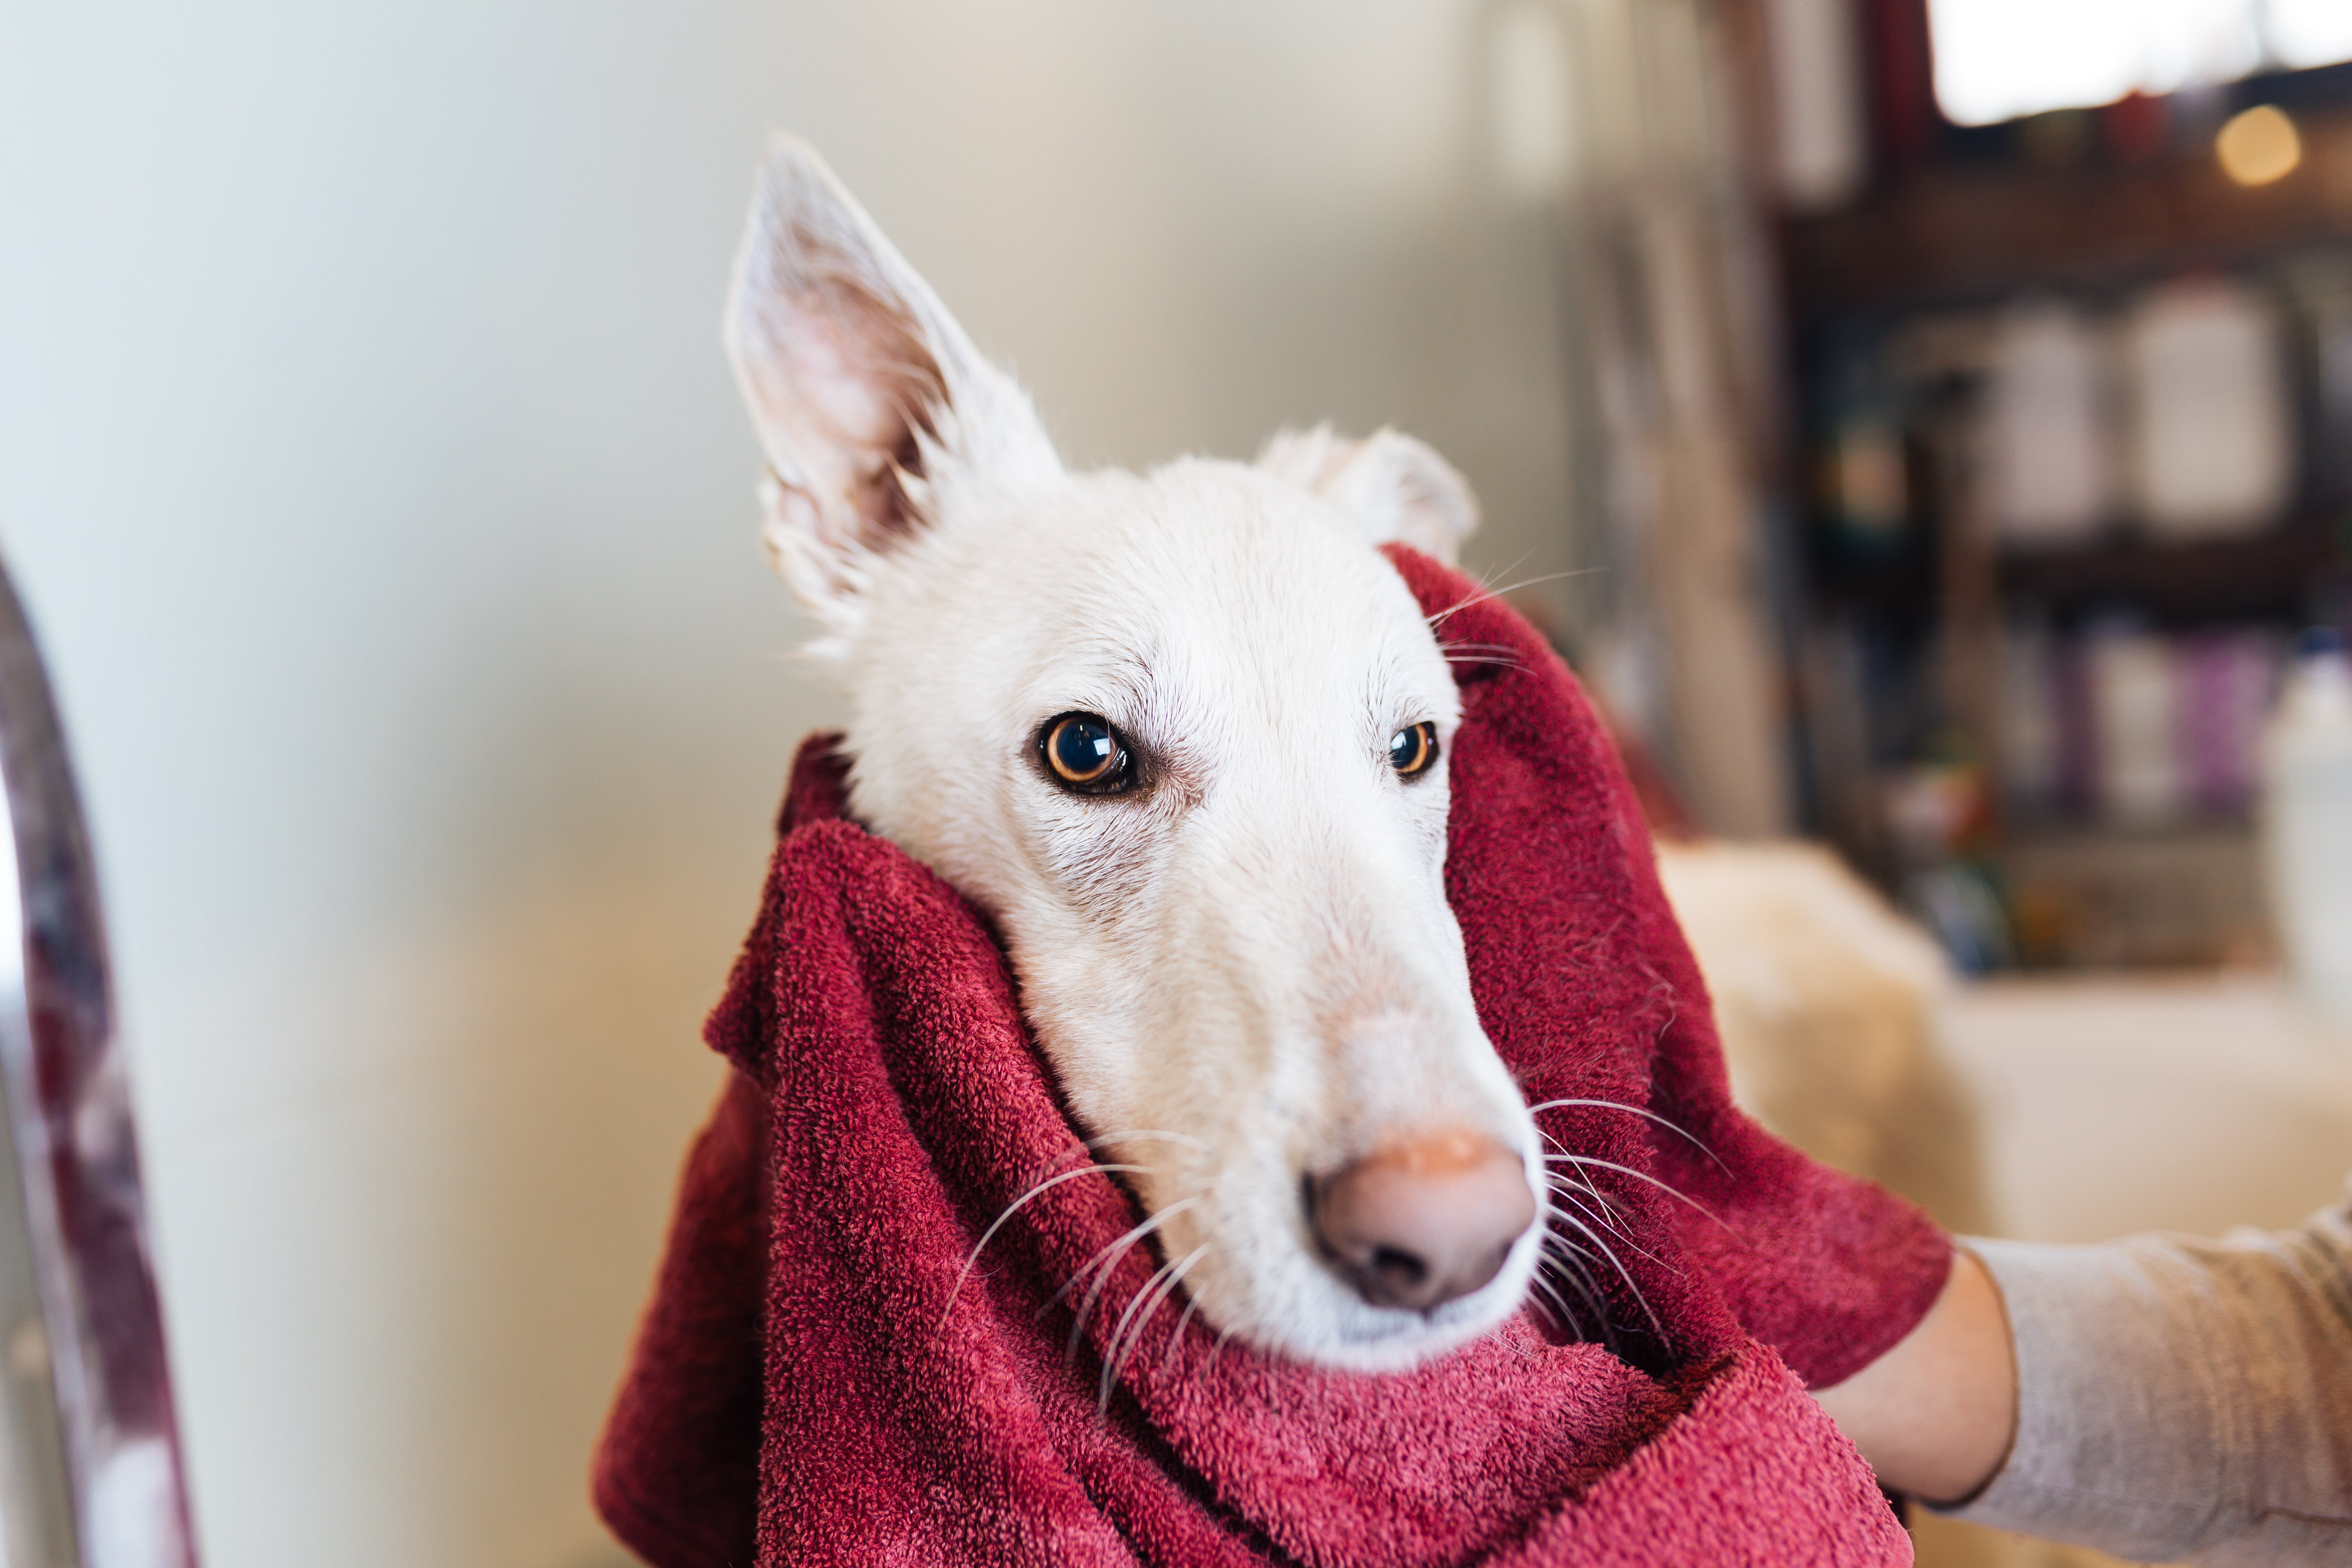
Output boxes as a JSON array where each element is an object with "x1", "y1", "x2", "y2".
[{"x1": 1308, "y1": 1129, "x2": 1534, "y2": 1313}]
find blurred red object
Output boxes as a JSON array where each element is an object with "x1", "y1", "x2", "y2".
[
  {"x1": 1608, "y1": 717, "x2": 1703, "y2": 842},
  {"x1": 2102, "y1": 91, "x2": 2170, "y2": 166},
  {"x1": 1862, "y1": 0, "x2": 1940, "y2": 179}
]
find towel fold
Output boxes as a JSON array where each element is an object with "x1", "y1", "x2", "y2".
[{"x1": 594, "y1": 546, "x2": 1945, "y2": 1566}]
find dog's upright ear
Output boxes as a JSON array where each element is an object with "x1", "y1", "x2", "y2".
[
  {"x1": 1256, "y1": 426, "x2": 1479, "y2": 567},
  {"x1": 726, "y1": 135, "x2": 1061, "y2": 653}
]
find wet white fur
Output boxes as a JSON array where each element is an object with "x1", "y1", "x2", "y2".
[{"x1": 726, "y1": 136, "x2": 1540, "y2": 1370}]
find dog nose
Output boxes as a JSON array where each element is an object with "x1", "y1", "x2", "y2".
[{"x1": 1310, "y1": 1129, "x2": 1535, "y2": 1313}]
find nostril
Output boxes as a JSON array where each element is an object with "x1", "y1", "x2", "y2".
[
  {"x1": 1368, "y1": 1245, "x2": 1429, "y2": 1296},
  {"x1": 1309, "y1": 1129, "x2": 1535, "y2": 1314}
]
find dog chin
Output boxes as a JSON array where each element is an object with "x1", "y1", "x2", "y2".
[{"x1": 1239, "y1": 1250, "x2": 1539, "y2": 1373}]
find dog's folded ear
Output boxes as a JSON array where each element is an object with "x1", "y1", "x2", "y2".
[
  {"x1": 726, "y1": 135, "x2": 1061, "y2": 652},
  {"x1": 1256, "y1": 426, "x2": 1480, "y2": 567}
]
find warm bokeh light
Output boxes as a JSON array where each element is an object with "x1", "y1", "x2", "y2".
[{"x1": 2216, "y1": 104, "x2": 2303, "y2": 187}]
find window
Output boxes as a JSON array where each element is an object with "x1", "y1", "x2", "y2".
[{"x1": 1927, "y1": 0, "x2": 2352, "y2": 128}]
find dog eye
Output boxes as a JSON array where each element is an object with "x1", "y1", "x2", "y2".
[
  {"x1": 1389, "y1": 721, "x2": 1439, "y2": 780},
  {"x1": 1041, "y1": 712, "x2": 1135, "y2": 794}
]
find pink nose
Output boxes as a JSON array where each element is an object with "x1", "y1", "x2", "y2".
[{"x1": 1309, "y1": 1129, "x2": 1535, "y2": 1312}]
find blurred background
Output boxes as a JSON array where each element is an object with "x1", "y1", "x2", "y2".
[{"x1": 4, "y1": 2, "x2": 2352, "y2": 1566}]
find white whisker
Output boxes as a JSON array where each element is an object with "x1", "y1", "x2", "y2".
[
  {"x1": 1547, "y1": 1201, "x2": 1666, "y2": 1339},
  {"x1": 1533, "y1": 1133, "x2": 1639, "y2": 1235},
  {"x1": 1082, "y1": 1129, "x2": 1210, "y2": 1152},
  {"x1": 1424, "y1": 568, "x2": 1601, "y2": 630},
  {"x1": 1437, "y1": 640, "x2": 1525, "y2": 668},
  {"x1": 1161, "y1": 1286, "x2": 1208, "y2": 1372},
  {"x1": 1536, "y1": 1228, "x2": 1617, "y2": 1350},
  {"x1": 1099, "y1": 1243, "x2": 1210, "y2": 1406},
  {"x1": 1525, "y1": 1268, "x2": 1589, "y2": 1341},
  {"x1": 1544, "y1": 1152, "x2": 1730, "y2": 1231},
  {"x1": 1545, "y1": 1178, "x2": 1676, "y2": 1272},
  {"x1": 1050, "y1": 1197, "x2": 1201, "y2": 1364},
  {"x1": 1538, "y1": 1227, "x2": 1612, "y2": 1314},
  {"x1": 1526, "y1": 1096, "x2": 1729, "y2": 1173},
  {"x1": 942, "y1": 1162, "x2": 1152, "y2": 1323},
  {"x1": 1544, "y1": 1166, "x2": 1632, "y2": 1237}
]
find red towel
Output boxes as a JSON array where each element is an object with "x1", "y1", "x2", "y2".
[{"x1": 594, "y1": 546, "x2": 1946, "y2": 1567}]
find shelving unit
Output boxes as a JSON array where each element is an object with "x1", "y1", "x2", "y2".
[
  {"x1": 1776, "y1": 85, "x2": 2352, "y2": 969},
  {"x1": 1785, "y1": 106, "x2": 2352, "y2": 317},
  {"x1": 1997, "y1": 520, "x2": 2340, "y2": 624}
]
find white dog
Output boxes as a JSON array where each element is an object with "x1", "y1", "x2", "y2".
[{"x1": 724, "y1": 137, "x2": 1548, "y2": 1373}]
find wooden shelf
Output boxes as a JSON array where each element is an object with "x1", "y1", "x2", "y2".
[
  {"x1": 1811, "y1": 519, "x2": 2342, "y2": 624},
  {"x1": 1810, "y1": 550, "x2": 1929, "y2": 616},
  {"x1": 1783, "y1": 109, "x2": 2352, "y2": 317},
  {"x1": 1999, "y1": 520, "x2": 2342, "y2": 622},
  {"x1": 2003, "y1": 815, "x2": 2255, "y2": 847},
  {"x1": 1999, "y1": 818, "x2": 2269, "y2": 968}
]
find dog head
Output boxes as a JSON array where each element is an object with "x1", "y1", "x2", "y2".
[{"x1": 725, "y1": 137, "x2": 1540, "y2": 1371}]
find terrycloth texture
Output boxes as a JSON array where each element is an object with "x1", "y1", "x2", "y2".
[
  {"x1": 594, "y1": 546, "x2": 1947, "y2": 1567},
  {"x1": 595, "y1": 1070, "x2": 767, "y2": 1568}
]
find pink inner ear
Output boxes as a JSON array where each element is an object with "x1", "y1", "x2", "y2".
[
  {"x1": 1257, "y1": 428, "x2": 1476, "y2": 567},
  {"x1": 747, "y1": 279, "x2": 945, "y2": 542},
  {"x1": 728, "y1": 140, "x2": 1066, "y2": 610}
]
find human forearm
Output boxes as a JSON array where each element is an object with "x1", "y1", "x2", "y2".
[
  {"x1": 1942, "y1": 1222, "x2": 2352, "y2": 1565},
  {"x1": 1809, "y1": 1244, "x2": 2017, "y2": 1504},
  {"x1": 1820, "y1": 1198, "x2": 2352, "y2": 1565}
]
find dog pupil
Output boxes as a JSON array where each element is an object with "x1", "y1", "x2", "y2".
[
  {"x1": 1057, "y1": 717, "x2": 1113, "y2": 778},
  {"x1": 1389, "y1": 722, "x2": 1438, "y2": 778}
]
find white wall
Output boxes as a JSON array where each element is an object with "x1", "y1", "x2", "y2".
[{"x1": 0, "y1": 5, "x2": 1578, "y2": 1564}]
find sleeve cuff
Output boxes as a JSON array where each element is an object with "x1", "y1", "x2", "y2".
[{"x1": 1930, "y1": 1236, "x2": 2228, "y2": 1562}]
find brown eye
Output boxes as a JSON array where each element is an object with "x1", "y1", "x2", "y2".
[
  {"x1": 1389, "y1": 721, "x2": 1439, "y2": 780},
  {"x1": 1041, "y1": 712, "x2": 1135, "y2": 793}
]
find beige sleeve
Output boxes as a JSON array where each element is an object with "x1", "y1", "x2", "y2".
[{"x1": 1937, "y1": 1191, "x2": 2352, "y2": 1565}]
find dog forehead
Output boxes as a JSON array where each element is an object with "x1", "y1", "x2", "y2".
[{"x1": 1004, "y1": 461, "x2": 1441, "y2": 683}]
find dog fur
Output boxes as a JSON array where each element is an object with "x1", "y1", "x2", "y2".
[{"x1": 724, "y1": 137, "x2": 1542, "y2": 1371}]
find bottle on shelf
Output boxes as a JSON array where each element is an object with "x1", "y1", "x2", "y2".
[{"x1": 2261, "y1": 628, "x2": 2352, "y2": 1020}]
